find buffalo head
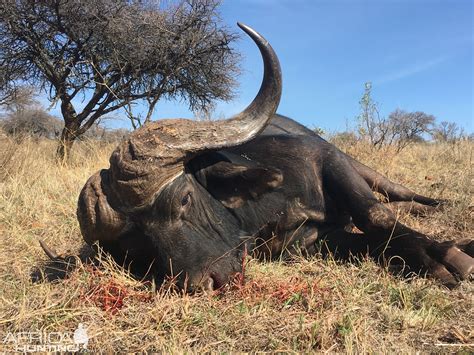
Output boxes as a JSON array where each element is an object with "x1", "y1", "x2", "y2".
[{"x1": 77, "y1": 23, "x2": 282, "y2": 291}]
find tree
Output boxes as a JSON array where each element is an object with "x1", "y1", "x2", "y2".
[
  {"x1": 0, "y1": 55, "x2": 26, "y2": 106},
  {"x1": 0, "y1": 86, "x2": 38, "y2": 113},
  {"x1": 431, "y1": 121, "x2": 463, "y2": 143},
  {"x1": 357, "y1": 82, "x2": 387, "y2": 148},
  {"x1": 0, "y1": 69, "x2": 17, "y2": 106},
  {"x1": 385, "y1": 109, "x2": 435, "y2": 151},
  {"x1": 0, "y1": 0, "x2": 239, "y2": 161},
  {"x1": 356, "y1": 83, "x2": 435, "y2": 151},
  {"x1": 1, "y1": 107, "x2": 63, "y2": 140},
  {"x1": 0, "y1": 87, "x2": 63, "y2": 140}
]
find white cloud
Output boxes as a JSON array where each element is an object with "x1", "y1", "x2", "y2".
[{"x1": 374, "y1": 56, "x2": 449, "y2": 85}]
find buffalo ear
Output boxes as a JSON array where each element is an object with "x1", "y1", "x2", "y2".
[{"x1": 199, "y1": 161, "x2": 283, "y2": 208}]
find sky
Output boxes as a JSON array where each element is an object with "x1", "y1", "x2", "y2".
[{"x1": 44, "y1": 0, "x2": 474, "y2": 133}]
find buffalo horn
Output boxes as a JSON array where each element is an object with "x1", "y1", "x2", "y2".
[{"x1": 108, "y1": 23, "x2": 282, "y2": 211}]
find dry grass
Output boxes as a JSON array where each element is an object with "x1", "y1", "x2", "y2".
[{"x1": 0, "y1": 136, "x2": 472, "y2": 352}]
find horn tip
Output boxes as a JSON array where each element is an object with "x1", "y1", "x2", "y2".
[
  {"x1": 237, "y1": 22, "x2": 253, "y2": 35},
  {"x1": 38, "y1": 238, "x2": 59, "y2": 260}
]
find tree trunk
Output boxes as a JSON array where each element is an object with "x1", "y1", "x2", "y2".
[
  {"x1": 56, "y1": 125, "x2": 77, "y2": 163},
  {"x1": 56, "y1": 94, "x2": 81, "y2": 163}
]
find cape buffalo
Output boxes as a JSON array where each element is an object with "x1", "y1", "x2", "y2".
[{"x1": 71, "y1": 23, "x2": 473, "y2": 291}]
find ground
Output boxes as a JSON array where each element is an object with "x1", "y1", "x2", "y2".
[{"x1": 0, "y1": 136, "x2": 472, "y2": 352}]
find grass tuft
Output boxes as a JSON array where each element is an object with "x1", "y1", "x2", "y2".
[{"x1": 0, "y1": 138, "x2": 472, "y2": 352}]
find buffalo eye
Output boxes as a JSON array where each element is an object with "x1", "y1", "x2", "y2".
[{"x1": 181, "y1": 192, "x2": 192, "y2": 207}]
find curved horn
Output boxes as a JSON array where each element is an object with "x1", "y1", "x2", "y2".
[
  {"x1": 38, "y1": 239, "x2": 59, "y2": 259},
  {"x1": 169, "y1": 22, "x2": 283, "y2": 153},
  {"x1": 107, "y1": 23, "x2": 282, "y2": 211},
  {"x1": 232, "y1": 22, "x2": 282, "y2": 136}
]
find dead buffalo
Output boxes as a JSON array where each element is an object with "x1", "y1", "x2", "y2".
[{"x1": 71, "y1": 23, "x2": 473, "y2": 291}]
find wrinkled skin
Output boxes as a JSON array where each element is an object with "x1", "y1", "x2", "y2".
[
  {"x1": 72, "y1": 24, "x2": 473, "y2": 292},
  {"x1": 96, "y1": 114, "x2": 473, "y2": 291}
]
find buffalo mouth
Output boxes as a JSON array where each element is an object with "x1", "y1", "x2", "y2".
[
  {"x1": 193, "y1": 270, "x2": 241, "y2": 293},
  {"x1": 196, "y1": 236, "x2": 256, "y2": 292},
  {"x1": 182, "y1": 249, "x2": 246, "y2": 293},
  {"x1": 74, "y1": 23, "x2": 282, "y2": 294}
]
